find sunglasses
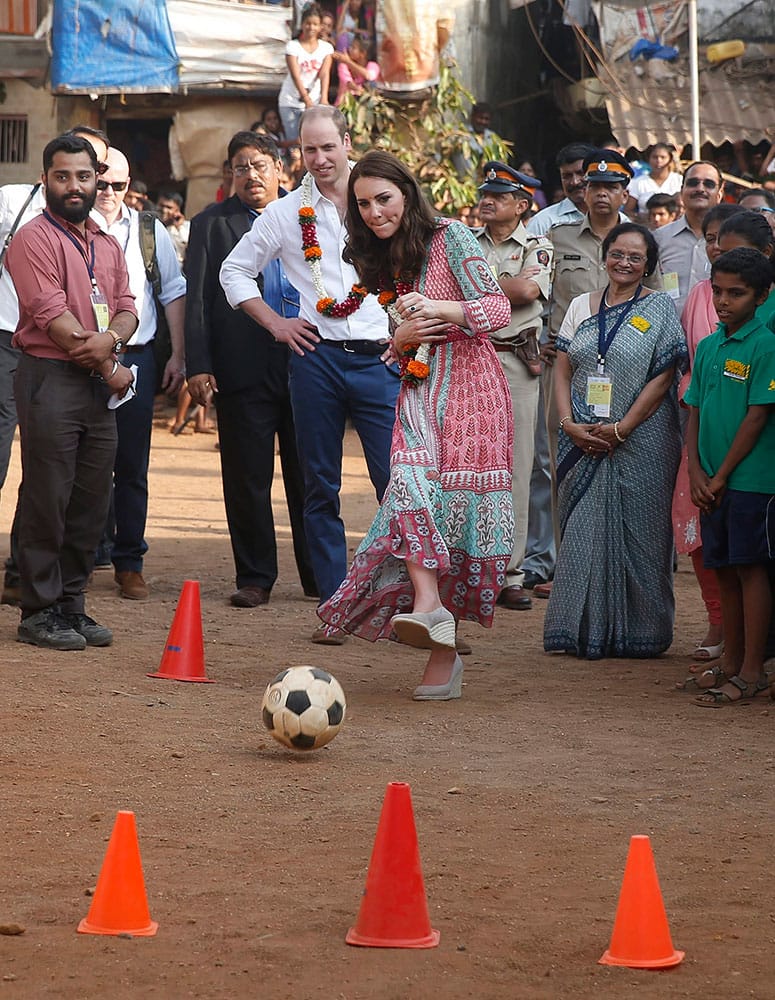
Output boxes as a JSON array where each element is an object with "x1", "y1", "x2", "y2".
[
  {"x1": 684, "y1": 177, "x2": 718, "y2": 190},
  {"x1": 96, "y1": 179, "x2": 128, "y2": 192}
]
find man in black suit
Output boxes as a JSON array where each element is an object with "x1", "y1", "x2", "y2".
[{"x1": 185, "y1": 131, "x2": 315, "y2": 607}]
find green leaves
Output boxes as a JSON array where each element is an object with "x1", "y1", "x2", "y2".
[{"x1": 341, "y1": 63, "x2": 512, "y2": 215}]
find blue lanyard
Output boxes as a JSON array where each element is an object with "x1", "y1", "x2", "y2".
[
  {"x1": 596, "y1": 283, "x2": 642, "y2": 372},
  {"x1": 43, "y1": 210, "x2": 98, "y2": 290}
]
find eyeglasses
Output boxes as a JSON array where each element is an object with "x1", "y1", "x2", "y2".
[
  {"x1": 96, "y1": 179, "x2": 128, "y2": 192},
  {"x1": 684, "y1": 177, "x2": 718, "y2": 190},
  {"x1": 607, "y1": 250, "x2": 646, "y2": 265},
  {"x1": 232, "y1": 160, "x2": 273, "y2": 178},
  {"x1": 746, "y1": 205, "x2": 774, "y2": 215}
]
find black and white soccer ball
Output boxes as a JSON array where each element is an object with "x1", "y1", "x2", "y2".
[{"x1": 261, "y1": 666, "x2": 346, "y2": 751}]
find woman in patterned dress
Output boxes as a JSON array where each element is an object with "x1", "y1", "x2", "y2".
[
  {"x1": 317, "y1": 151, "x2": 513, "y2": 700},
  {"x1": 543, "y1": 223, "x2": 687, "y2": 659}
]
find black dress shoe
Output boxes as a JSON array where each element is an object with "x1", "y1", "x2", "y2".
[
  {"x1": 522, "y1": 571, "x2": 548, "y2": 590},
  {"x1": 497, "y1": 585, "x2": 533, "y2": 610},
  {"x1": 230, "y1": 586, "x2": 271, "y2": 608}
]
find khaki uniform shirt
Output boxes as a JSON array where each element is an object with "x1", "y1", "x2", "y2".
[
  {"x1": 549, "y1": 215, "x2": 660, "y2": 338},
  {"x1": 474, "y1": 222, "x2": 552, "y2": 343}
]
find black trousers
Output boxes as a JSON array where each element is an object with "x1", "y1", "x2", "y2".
[
  {"x1": 215, "y1": 380, "x2": 315, "y2": 594},
  {"x1": 14, "y1": 355, "x2": 116, "y2": 617}
]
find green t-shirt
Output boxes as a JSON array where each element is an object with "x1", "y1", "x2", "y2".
[{"x1": 685, "y1": 314, "x2": 775, "y2": 493}]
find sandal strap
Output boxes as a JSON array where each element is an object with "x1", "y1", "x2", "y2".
[{"x1": 728, "y1": 675, "x2": 748, "y2": 693}]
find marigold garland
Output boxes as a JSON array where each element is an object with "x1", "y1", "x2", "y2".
[
  {"x1": 299, "y1": 176, "x2": 366, "y2": 318},
  {"x1": 377, "y1": 279, "x2": 432, "y2": 387}
]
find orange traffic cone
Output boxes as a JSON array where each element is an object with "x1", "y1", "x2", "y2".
[
  {"x1": 346, "y1": 781, "x2": 440, "y2": 948},
  {"x1": 77, "y1": 811, "x2": 158, "y2": 937},
  {"x1": 147, "y1": 580, "x2": 214, "y2": 682},
  {"x1": 599, "y1": 835, "x2": 684, "y2": 969}
]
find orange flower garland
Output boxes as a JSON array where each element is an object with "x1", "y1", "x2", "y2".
[
  {"x1": 299, "y1": 179, "x2": 366, "y2": 318},
  {"x1": 378, "y1": 280, "x2": 433, "y2": 387}
]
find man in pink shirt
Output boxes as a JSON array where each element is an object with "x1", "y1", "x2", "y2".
[{"x1": 6, "y1": 134, "x2": 136, "y2": 650}]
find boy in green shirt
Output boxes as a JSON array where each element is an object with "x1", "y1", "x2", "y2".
[{"x1": 685, "y1": 247, "x2": 775, "y2": 706}]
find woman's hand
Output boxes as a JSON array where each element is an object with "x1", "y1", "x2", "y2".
[
  {"x1": 564, "y1": 421, "x2": 611, "y2": 456},
  {"x1": 589, "y1": 422, "x2": 621, "y2": 449},
  {"x1": 395, "y1": 293, "x2": 437, "y2": 322},
  {"x1": 392, "y1": 316, "x2": 449, "y2": 354}
]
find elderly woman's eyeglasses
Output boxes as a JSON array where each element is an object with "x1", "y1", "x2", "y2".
[{"x1": 607, "y1": 250, "x2": 645, "y2": 265}]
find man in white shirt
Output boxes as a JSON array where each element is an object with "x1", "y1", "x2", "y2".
[
  {"x1": 220, "y1": 105, "x2": 397, "y2": 644},
  {"x1": 0, "y1": 126, "x2": 110, "y2": 606},
  {"x1": 92, "y1": 147, "x2": 186, "y2": 601}
]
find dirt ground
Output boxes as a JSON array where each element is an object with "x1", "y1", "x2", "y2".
[{"x1": 1, "y1": 407, "x2": 774, "y2": 1000}]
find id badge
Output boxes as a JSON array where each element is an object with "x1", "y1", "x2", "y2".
[
  {"x1": 662, "y1": 272, "x2": 680, "y2": 300},
  {"x1": 90, "y1": 290, "x2": 110, "y2": 333},
  {"x1": 586, "y1": 375, "x2": 612, "y2": 417}
]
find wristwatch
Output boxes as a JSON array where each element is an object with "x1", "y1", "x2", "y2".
[{"x1": 106, "y1": 329, "x2": 125, "y2": 353}]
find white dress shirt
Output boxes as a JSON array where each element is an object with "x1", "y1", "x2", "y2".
[
  {"x1": 0, "y1": 183, "x2": 48, "y2": 333},
  {"x1": 91, "y1": 204, "x2": 186, "y2": 346},
  {"x1": 220, "y1": 179, "x2": 388, "y2": 342}
]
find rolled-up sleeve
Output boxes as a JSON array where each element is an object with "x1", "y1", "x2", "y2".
[
  {"x1": 7, "y1": 226, "x2": 70, "y2": 329},
  {"x1": 219, "y1": 208, "x2": 282, "y2": 310}
]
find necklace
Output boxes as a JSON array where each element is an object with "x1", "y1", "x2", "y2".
[
  {"x1": 299, "y1": 174, "x2": 366, "y2": 318},
  {"x1": 378, "y1": 278, "x2": 432, "y2": 386}
]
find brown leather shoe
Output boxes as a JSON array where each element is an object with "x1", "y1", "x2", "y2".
[
  {"x1": 497, "y1": 585, "x2": 532, "y2": 610},
  {"x1": 115, "y1": 570, "x2": 149, "y2": 601},
  {"x1": 230, "y1": 586, "x2": 270, "y2": 608},
  {"x1": 533, "y1": 581, "x2": 553, "y2": 599}
]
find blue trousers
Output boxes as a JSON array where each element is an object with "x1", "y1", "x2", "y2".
[
  {"x1": 289, "y1": 344, "x2": 399, "y2": 602},
  {"x1": 110, "y1": 343, "x2": 156, "y2": 572}
]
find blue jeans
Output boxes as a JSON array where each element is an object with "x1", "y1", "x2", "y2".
[{"x1": 289, "y1": 344, "x2": 399, "y2": 602}]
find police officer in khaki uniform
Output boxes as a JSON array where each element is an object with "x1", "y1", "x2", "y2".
[{"x1": 474, "y1": 162, "x2": 553, "y2": 611}]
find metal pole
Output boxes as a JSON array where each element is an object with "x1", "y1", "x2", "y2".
[{"x1": 688, "y1": 0, "x2": 700, "y2": 157}]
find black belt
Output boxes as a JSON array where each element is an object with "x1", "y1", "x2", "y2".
[
  {"x1": 317, "y1": 338, "x2": 386, "y2": 356},
  {"x1": 122, "y1": 342, "x2": 152, "y2": 354}
]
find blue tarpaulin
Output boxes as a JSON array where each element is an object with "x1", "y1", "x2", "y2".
[{"x1": 51, "y1": 0, "x2": 179, "y2": 93}]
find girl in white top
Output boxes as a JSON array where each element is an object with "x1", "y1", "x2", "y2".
[
  {"x1": 278, "y1": 3, "x2": 334, "y2": 142},
  {"x1": 626, "y1": 143, "x2": 683, "y2": 218}
]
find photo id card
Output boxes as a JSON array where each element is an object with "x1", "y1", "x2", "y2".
[
  {"x1": 90, "y1": 290, "x2": 110, "y2": 333},
  {"x1": 586, "y1": 375, "x2": 612, "y2": 417}
]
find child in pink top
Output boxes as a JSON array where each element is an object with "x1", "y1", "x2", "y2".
[{"x1": 334, "y1": 36, "x2": 379, "y2": 105}]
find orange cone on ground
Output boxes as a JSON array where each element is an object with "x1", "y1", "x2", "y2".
[
  {"x1": 147, "y1": 579, "x2": 214, "y2": 682},
  {"x1": 346, "y1": 781, "x2": 440, "y2": 948},
  {"x1": 77, "y1": 811, "x2": 158, "y2": 937},
  {"x1": 599, "y1": 835, "x2": 684, "y2": 969}
]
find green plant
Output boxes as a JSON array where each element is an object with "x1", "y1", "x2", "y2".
[{"x1": 340, "y1": 63, "x2": 512, "y2": 214}]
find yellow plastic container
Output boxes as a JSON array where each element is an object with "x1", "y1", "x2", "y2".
[{"x1": 706, "y1": 40, "x2": 745, "y2": 63}]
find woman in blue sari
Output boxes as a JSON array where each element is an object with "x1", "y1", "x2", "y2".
[{"x1": 544, "y1": 223, "x2": 687, "y2": 658}]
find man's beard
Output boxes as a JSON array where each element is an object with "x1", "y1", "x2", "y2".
[{"x1": 47, "y1": 187, "x2": 96, "y2": 224}]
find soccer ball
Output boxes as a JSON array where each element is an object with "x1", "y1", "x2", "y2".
[{"x1": 261, "y1": 666, "x2": 346, "y2": 751}]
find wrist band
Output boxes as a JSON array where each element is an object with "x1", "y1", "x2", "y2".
[{"x1": 614, "y1": 421, "x2": 627, "y2": 443}]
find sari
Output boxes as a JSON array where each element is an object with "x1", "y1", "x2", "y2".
[{"x1": 543, "y1": 290, "x2": 686, "y2": 659}]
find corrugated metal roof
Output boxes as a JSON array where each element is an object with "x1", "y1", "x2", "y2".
[{"x1": 603, "y1": 64, "x2": 775, "y2": 150}]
